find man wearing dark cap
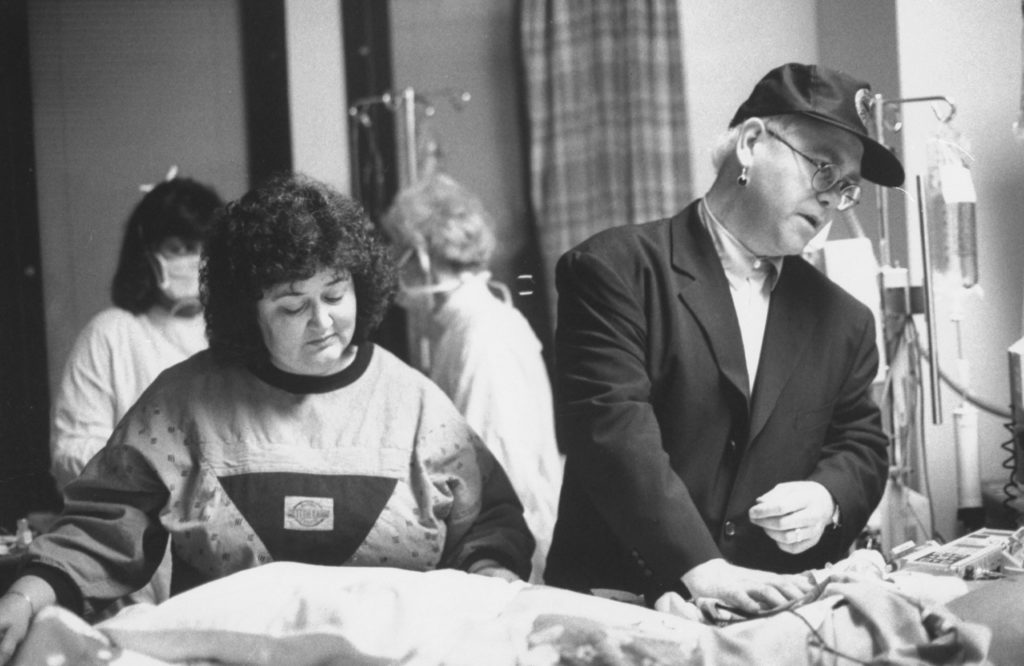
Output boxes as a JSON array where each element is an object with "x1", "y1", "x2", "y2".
[{"x1": 546, "y1": 63, "x2": 901, "y2": 614}]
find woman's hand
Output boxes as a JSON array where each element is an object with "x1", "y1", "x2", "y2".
[
  {"x1": 0, "y1": 576, "x2": 57, "y2": 665},
  {"x1": 0, "y1": 592, "x2": 34, "y2": 665}
]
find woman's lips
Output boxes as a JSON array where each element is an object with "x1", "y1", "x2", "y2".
[{"x1": 307, "y1": 333, "x2": 337, "y2": 348}]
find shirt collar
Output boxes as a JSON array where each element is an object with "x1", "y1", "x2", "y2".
[{"x1": 698, "y1": 198, "x2": 783, "y2": 290}]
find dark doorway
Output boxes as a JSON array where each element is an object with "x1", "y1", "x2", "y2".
[
  {"x1": 0, "y1": 0, "x2": 62, "y2": 530},
  {"x1": 342, "y1": 0, "x2": 407, "y2": 361}
]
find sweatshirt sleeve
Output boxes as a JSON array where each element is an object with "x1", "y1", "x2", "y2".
[
  {"x1": 27, "y1": 409, "x2": 171, "y2": 615},
  {"x1": 413, "y1": 389, "x2": 535, "y2": 580}
]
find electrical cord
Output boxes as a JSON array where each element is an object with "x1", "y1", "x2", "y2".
[
  {"x1": 884, "y1": 312, "x2": 1011, "y2": 420},
  {"x1": 1000, "y1": 422, "x2": 1022, "y2": 512},
  {"x1": 881, "y1": 312, "x2": 1024, "y2": 539},
  {"x1": 785, "y1": 606, "x2": 872, "y2": 666},
  {"x1": 906, "y1": 321, "x2": 945, "y2": 543},
  {"x1": 710, "y1": 600, "x2": 873, "y2": 664},
  {"x1": 880, "y1": 316, "x2": 944, "y2": 542}
]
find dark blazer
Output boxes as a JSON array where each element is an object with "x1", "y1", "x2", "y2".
[{"x1": 545, "y1": 200, "x2": 888, "y2": 600}]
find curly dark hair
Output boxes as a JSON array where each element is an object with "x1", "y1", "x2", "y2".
[
  {"x1": 111, "y1": 178, "x2": 223, "y2": 313},
  {"x1": 202, "y1": 173, "x2": 397, "y2": 361}
]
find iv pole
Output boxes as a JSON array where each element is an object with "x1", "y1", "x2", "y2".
[
  {"x1": 870, "y1": 93, "x2": 957, "y2": 549},
  {"x1": 872, "y1": 92, "x2": 956, "y2": 426},
  {"x1": 348, "y1": 86, "x2": 471, "y2": 189},
  {"x1": 347, "y1": 87, "x2": 472, "y2": 372},
  {"x1": 870, "y1": 92, "x2": 996, "y2": 538}
]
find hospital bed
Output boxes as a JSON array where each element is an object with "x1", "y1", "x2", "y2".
[{"x1": 9, "y1": 551, "x2": 1012, "y2": 666}]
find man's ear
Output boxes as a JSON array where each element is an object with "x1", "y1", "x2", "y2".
[{"x1": 735, "y1": 117, "x2": 768, "y2": 168}]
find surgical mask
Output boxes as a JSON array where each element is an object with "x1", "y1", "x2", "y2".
[
  {"x1": 395, "y1": 247, "x2": 448, "y2": 309},
  {"x1": 153, "y1": 252, "x2": 201, "y2": 303},
  {"x1": 396, "y1": 277, "x2": 462, "y2": 305}
]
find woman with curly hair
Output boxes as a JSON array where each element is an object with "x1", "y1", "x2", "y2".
[{"x1": 0, "y1": 175, "x2": 533, "y2": 656}]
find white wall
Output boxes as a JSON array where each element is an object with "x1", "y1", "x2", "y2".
[
  {"x1": 679, "y1": 1, "x2": 820, "y2": 196},
  {"x1": 284, "y1": 0, "x2": 350, "y2": 194},
  {"x1": 895, "y1": 0, "x2": 1024, "y2": 538}
]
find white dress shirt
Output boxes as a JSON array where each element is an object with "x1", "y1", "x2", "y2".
[{"x1": 699, "y1": 199, "x2": 783, "y2": 393}]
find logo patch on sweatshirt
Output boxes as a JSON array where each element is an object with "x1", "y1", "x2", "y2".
[{"x1": 284, "y1": 496, "x2": 334, "y2": 530}]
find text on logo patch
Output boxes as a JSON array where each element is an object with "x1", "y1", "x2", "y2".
[{"x1": 284, "y1": 496, "x2": 334, "y2": 531}]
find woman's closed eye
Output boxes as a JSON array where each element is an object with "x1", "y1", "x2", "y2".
[{"x1": 281, "y1": 301, "x2": 307, "y2": 315}]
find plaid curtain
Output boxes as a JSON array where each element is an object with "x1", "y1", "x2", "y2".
[{"x1": 520, "y1": 0, "x2": 691, "y2": 321}]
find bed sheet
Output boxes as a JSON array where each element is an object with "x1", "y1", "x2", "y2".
[{"x1": 11, "y1": 560, "x2": 994, "y2": 666}]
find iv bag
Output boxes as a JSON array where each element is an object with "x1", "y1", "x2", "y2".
[{"x1": 925, "y1": 125, "x2": 978, "y2": 288}]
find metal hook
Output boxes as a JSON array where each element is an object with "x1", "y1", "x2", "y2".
[
  {"x1": 882, "y1": 95, "x2": 957, "y2": 133},
  {"x1": 413, "y1": 88, "x2": 471, "y2": 113}
]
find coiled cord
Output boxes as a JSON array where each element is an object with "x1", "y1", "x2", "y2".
[{"x1": 1000, "y1": 422, "x2": 1022, "y2": 515}]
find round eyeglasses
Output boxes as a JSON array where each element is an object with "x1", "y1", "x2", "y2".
[{"x1": 766, "y1": 130, "x2": 862, "y2": 211}]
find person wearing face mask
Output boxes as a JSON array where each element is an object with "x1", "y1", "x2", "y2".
[
  {"x1": 381, "y1": 173, "x2": 562, "y2": 584},
  {"x1": 149, "y1": 240, "x2": 203, "y2": 315},
  {"x1": 546, "y1": 63, "x2": 903, "y2": 614},
  {"x1": 49, "y1": 175, "x2": 222, "y2": 491},
  {"x1": 0, "y1": 175, "x2": 532, "y2": 662}
]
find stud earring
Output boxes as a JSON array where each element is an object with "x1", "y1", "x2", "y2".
[{"x1": 737, "y1": 166, "x2": 749, "y2": 187}]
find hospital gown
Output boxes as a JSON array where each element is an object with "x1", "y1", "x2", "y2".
[
  {"x1": 427, "y1": 277, "x2": 562, "y2": 583},
  {"x1": 50, "y1": 306, "x2": 206, "y2": 490}
]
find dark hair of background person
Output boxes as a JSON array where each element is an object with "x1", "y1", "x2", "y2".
[
  {"x1": 202, "y1": 173, "x2": 397, "y2": 362},
  {"x1": 110, "y1": 178, "x2": 224, "y2": 313}
]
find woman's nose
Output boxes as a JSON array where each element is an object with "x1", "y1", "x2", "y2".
[{"x1": 309, "y1": 303, "x2": 332, "y2": 329}]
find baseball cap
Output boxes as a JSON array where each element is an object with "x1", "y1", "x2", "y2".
[{"x1": 730, "y1": 63, "x2": 905, "y2": 187}]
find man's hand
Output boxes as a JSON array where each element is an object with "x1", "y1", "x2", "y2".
[
  {"x1": 681, "y1": 558, "x2": 813, "y2": 615},
  {"x1": 467, "y1": 558, "x2": 521, "y2": 583},
  {"x1": 748, "y1": 481, "x2": 836, "y2": 554}
]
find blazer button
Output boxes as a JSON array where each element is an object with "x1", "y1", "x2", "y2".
[{"x1": 723, "y1": 521, "x2": 736, "y2": 537}]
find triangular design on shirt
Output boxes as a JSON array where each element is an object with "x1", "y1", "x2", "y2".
[{"x1": 217, "y1": 472, "x2": 398, "y2": 565}]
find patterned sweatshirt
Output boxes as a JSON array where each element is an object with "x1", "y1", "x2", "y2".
[{"x1": 25, "y1": 343, "x2": 534, "y2": 614}]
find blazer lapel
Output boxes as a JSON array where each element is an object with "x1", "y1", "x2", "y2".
[
  {"x1": 748, "y1": 259, "x2": 818, "y2": 442},
  {"x1": 672, "y1": 208, "x2": 749, "y2": 404}
]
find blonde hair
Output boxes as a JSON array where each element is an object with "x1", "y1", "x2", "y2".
[{"x1": 382, "y1": 173, "x2": 495, "y2": 272}]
